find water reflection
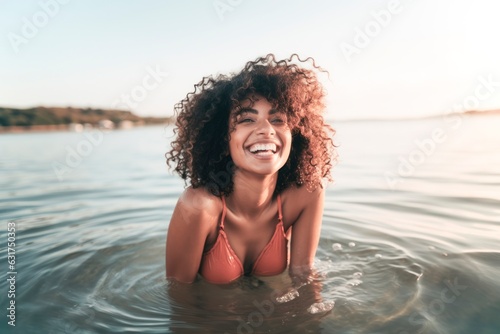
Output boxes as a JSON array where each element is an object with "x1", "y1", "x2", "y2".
[{"x1": 166, "y1": 273, "x2": 328, "y2": 334}]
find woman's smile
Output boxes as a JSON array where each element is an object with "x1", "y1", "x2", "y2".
[{"x1": 246, "y1": 141, "x2": 280, "y2": 159}]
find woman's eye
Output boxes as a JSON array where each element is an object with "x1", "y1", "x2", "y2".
[
  {"x1": 271, "y1": 118, "x2": 285, "y2": 124},
  {"x1": 238, "y1": 118, "x2": 254, "y2": 124}
]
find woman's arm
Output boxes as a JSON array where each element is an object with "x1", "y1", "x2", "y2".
[
  {"x1": 165, "y1": 188, "x2": 220, "y2": 283},
  {"x1": 289, "y1": 186, "x2": 325, "y2": 280}
]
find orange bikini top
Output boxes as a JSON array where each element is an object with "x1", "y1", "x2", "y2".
[{"x1": 199, "y1": 195, "x2": 288, "y2": 284}]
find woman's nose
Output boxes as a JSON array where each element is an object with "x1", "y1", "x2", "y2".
[{"x1": 256, "y1": 119, "x2": 275, "y2": 136}]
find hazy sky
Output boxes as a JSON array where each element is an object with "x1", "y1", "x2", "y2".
[{"x1": 1, "y1": 0, "x2": 500, "y2": 120}]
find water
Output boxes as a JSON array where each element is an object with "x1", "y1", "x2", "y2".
[{"x1": 1, "y1": 114, "x2": 499, "y2": 333}]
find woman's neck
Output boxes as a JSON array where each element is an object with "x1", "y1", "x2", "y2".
[{"x1": 226, "y1": 170, "x2": 278, "y2": 219}]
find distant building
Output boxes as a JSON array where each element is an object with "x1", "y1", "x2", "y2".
[
  {"x1": 118, "y1": 120, "x2": 134, "y2": 129},
  {"x1": 68, "y1": 123, "x2": 83, "y2": 132},
  {"x1": 98, "y1": 119, "x2": 114, "y2": 130}
]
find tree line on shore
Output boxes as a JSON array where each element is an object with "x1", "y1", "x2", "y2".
[{"x1": 0, "y1": 106, "x2": 173, "y2": 127}]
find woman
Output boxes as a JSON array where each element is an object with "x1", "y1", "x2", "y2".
[{"x1": 165, "y1": 54, "x2": 335, "y2": 284}]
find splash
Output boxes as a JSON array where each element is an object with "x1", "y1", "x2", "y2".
[
  {"x1": 307, "y1": 301, "x2": 335, "y2": 314},
  {"x1": 332, "y1": 243, "x2": 343, "y2": 251},
  {"x1": 275, "y1": 289, "x2": 300, "y2": 303}
]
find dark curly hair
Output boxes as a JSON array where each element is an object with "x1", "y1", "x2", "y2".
[{"x1": 166, "y1": 54, "x2": 336, "y2": 196}]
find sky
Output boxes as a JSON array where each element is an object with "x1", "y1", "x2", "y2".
[{"x1": 1, "y1": 0, "x2": 500, "y2": 121}]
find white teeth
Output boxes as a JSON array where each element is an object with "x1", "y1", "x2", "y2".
[
  {"x1": 254, "y1": 151, "x2": 273, "y2": 156},
  {"x1": 249, "y1": 143, "x2": 277, "y2": 153}
]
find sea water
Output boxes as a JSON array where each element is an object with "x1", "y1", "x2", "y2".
[{"x1": 1, "y1": 114, "x2": 499, "y2": 333}]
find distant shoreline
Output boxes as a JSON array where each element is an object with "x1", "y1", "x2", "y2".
[
  {"x1": 328, "y1": 108, "x2": 500, "y2": 123},
  {"x1": 0, "y1": 106, "x2": 173, "y2": 134},
  {"x1": 0, "y1": 122, "x2": 170, "y2": 134}
]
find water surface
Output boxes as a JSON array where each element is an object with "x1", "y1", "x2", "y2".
[{"x1": 1, "y1": 115, "x2": 499, "y2": 333}]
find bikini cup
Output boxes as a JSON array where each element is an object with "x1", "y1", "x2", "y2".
[{"x1": 199, "y1": 195, "x2": 288, "y2": 284}]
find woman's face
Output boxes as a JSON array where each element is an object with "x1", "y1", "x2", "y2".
[{"x1": 228, "y1": 94, "x2": 292, "y2": 177}]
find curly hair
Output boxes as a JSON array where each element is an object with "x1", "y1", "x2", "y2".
[{"x1": 166, "y1": 54, "x2": 336, "y2": 196}]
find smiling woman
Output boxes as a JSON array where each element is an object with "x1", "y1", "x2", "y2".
[{"x1": 165, "y1": 54, "x2": 336, "y2": 285}]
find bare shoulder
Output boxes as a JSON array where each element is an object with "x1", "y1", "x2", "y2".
[
  {"x1": 179, "y1": 187, "x2": 222, "y2": 213},
  {"x1": 173, "y1": 186, "x2": 222, "y2": 230},
  {"x1": 282, "y1": 184, "x2": 325, "y2": 210},
  {"x1": 279, "y1": 185, "x2": 325, "y2": 229}
]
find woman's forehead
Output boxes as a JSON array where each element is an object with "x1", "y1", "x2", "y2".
[{"x1": 232, "y1": 94, "x2": 278, "y2": 113}]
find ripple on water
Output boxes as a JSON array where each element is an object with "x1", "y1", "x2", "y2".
[{"x1": 314, "y1": 236, "x2": 428, "y2": 332}]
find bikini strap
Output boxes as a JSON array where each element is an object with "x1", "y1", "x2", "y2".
[
  {"x1": 277, "y1": 194, "x2": 283, "y2": 222},
  {"x1": 220, "y1": 196, "x2": 227, "y2": 230}
]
